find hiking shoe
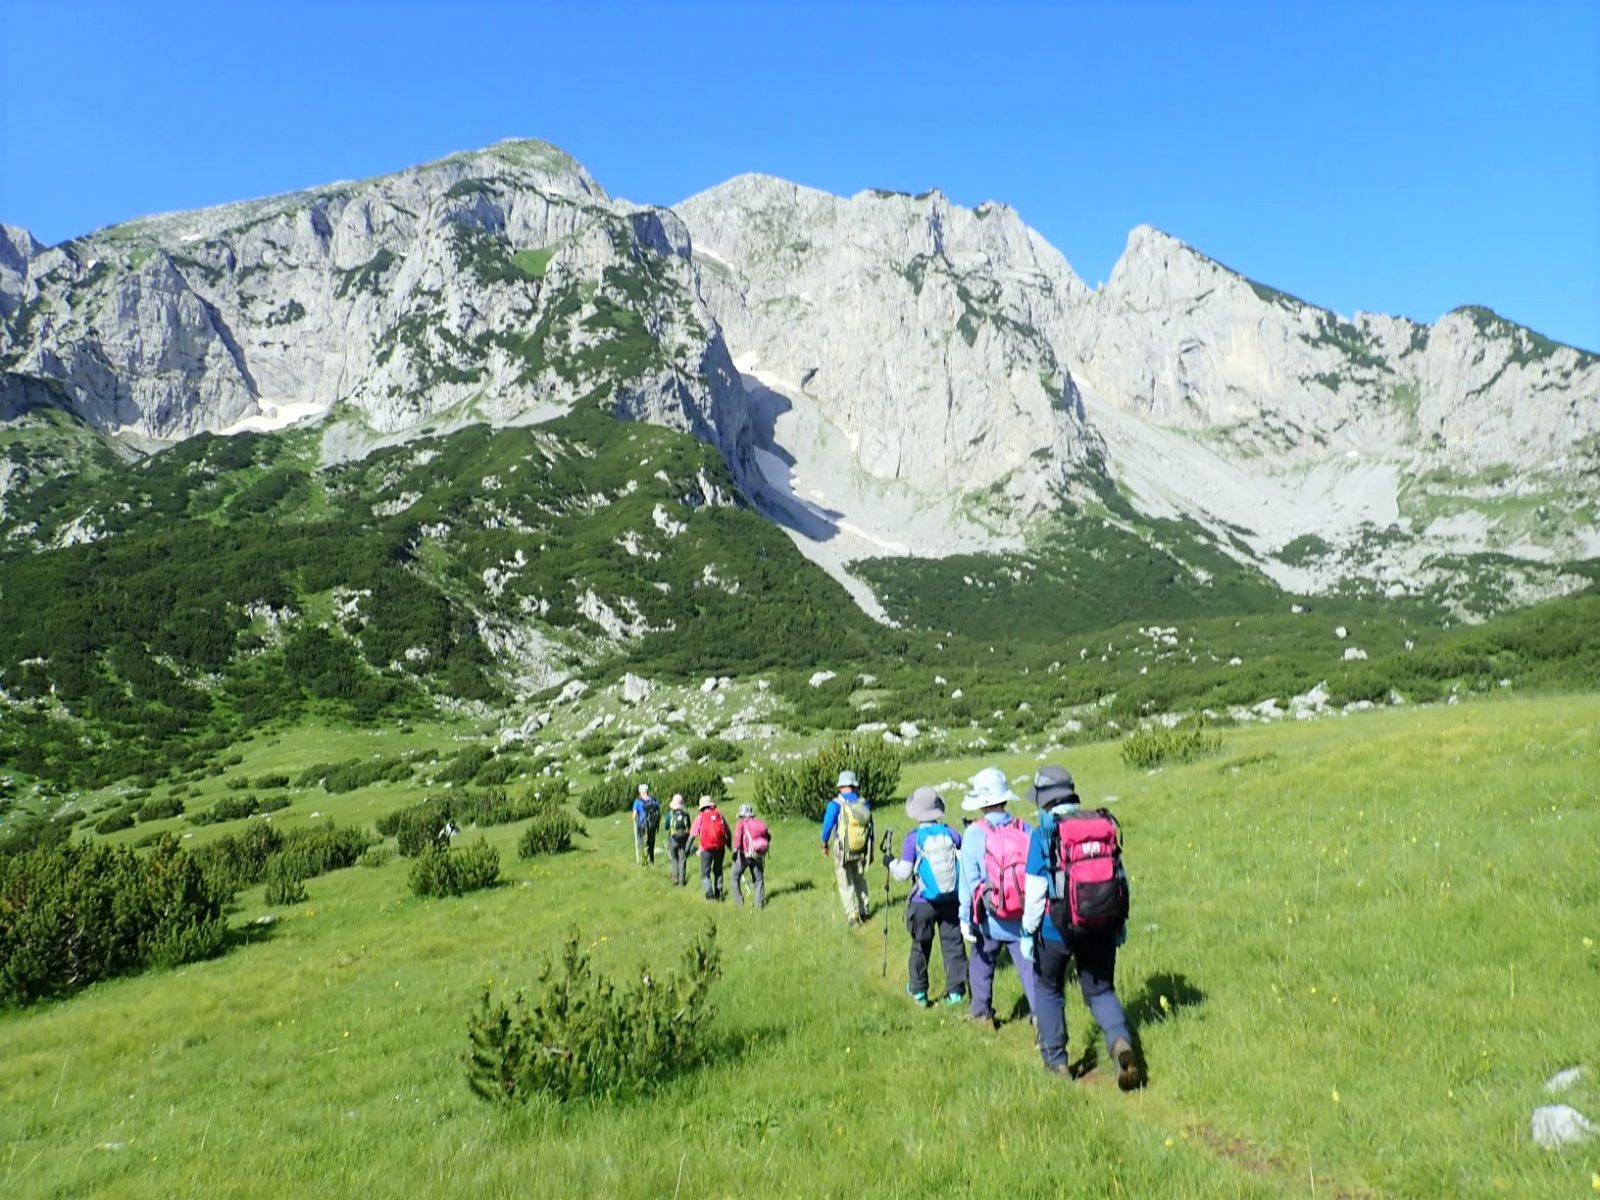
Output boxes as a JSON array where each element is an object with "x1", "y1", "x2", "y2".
[
  {"x1": 1044, "y1": 1061, "x2": 1073, "y2": 1077},
  {"x1": 1112, "y1": 1039, "x2": 1142, "y2": 1091},
  {"x1": 906, "y1": 986, "x2": 929, "y2": 1007},
  {"x1": 943, "y1": 992, "x2": 964, "y2": 1008}
]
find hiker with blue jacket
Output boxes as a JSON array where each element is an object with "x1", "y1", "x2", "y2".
[
  {"x1": 888, "y1": 786, "x2": 968, "y2": 1007},
  {"x1": 632, "y1": 783, "x2": 661, "y2": 867},
  {"x1": 821, "y1": 770, "x2": 874, "y2": 925},
  {"x1": 1021, "y1": 765, "x2": 1141, "y2": 1089},
  {"x1": 957, "y1": 767, "x2": 1037, "y2": 1028}
]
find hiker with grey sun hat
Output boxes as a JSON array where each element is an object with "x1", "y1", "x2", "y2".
[
  {"x1": 1022, "y1": 765, "x2": 1140, "y2": 1089},
  {"x1": 887, "y1": 786, "x2": 968, "y2": 1007},
  {"x1": 957, "y1": 767, "x2": 1036, "y2": 1028},
  {"x1": 731, "y1": 803, "x2": 771, "y2": 908},
  {"x1": 821, "y1": 769, "x2": 874, "y2": 925}
]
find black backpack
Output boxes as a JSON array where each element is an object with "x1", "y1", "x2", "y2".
[{"x1": 643, "y1": 796, "x2": 662, "y2": 830}]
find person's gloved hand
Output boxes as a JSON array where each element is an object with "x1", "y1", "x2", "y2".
[
  {"x1": 1018, "y1": 934, "x2": 1036, "y2": 962},
  {"x1": 960, "y1": 923, "x2": 976, "y2": 945}
]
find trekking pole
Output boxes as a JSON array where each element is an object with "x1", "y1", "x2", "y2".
[
  {"x1": 878, "y1": 827, "x2": 895, "y2": 977},
  {"x1": 632, "y1": 819, "x2": 641, "y2": 867}
]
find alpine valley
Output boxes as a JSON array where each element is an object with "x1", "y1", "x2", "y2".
[{"x1": 2, "y1": 138, "x2": 1597, "y2": 793}]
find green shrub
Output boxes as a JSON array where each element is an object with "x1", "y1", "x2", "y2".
[
  {"x1": 357, "y1": 846, "x2": 395, "y2": 869},
  {"x1": 94, "y1": 809, "x2": 136, "y2": 835},
  {"x1": 576, "y1": 732, "x2": 616, "y2": 760},
  {"x1": 575, "y1": 765, "x2": 727, "y2": 819},
  {"x1": 436, "y1": 746, "x2": 495, "y2": 786},
  {"x1": 136, "y1": 795, "x2": 185, "y2": 822},
  {"x1": 191, "y1": 823, "x2": 283, "y2": 893},
  {"x1": 688, "y1": 737, "x2": 743, "y2": 764},
  {"x1": 321, "y1": 755, "x2": 413, "y2": 794},
  {"x1": 263, "y1": 858, "x2": 308, "y2": 906},
  {"x1": 395, "y1": 801, "x2": 453, "y2": 857},
  {"x1": 258, "y1": 794, "x2": 291, "y2": 814},
  {"x1": 225, "y1": 776, "x2": 253, "y2": 792},
  {"x1": 0, "y1": 836, "x2": 227, "y2": 1006},
  {"x1": 409, "y1": 840, "x2": 500, "y2": 898},
  {"x1": 466, "y1": 923, "x2": 721, "y2": 1104},
  {"x1": 269, "y1": 822, "x2": 373, "y2": 879},
  {"x1": 1120, "y1": 723, "x2": 1221, "y2": 770},
  {"x1": 751, "y1": 739, "x2": 902, "y2": 821},
  {"x1": 254, "y1": 773, "x2": 290, "y2": 790},
  {"x1": 517, "y1": 811, "x2": 584, "y2": 857},
  {"x1": 638, "y1": 734, "x2": 669, "y2": 756},
  {"x1": 191, "y1": 794, "x2": 261, "y2": 825}
]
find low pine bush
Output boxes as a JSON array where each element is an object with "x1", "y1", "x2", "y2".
[
  {"x1": 576, "y1": 766, "x2": 726, "y2": 819},
  {"x1": 357, "y1": 846, "x2": 394, "y2": 869},
  {"x1": 1120, "y1": 723, "x2": 1221, "y2": 770},
  {"x1": 262, "y1": 858, "x2": 308, "y2": 906},
  {"x1": 517, "y1": 811, "x2": 583, "y2": 857},
  {"x1": 409, "y1": 840, "x2": 501, "y2": 898},
  {"x1": 752, "y1": 738, "x2": 901, "y2": 821},
  {"x1": 688, "y1": 737, "x2": 743, "y2": 764},
  {"x1": 466, "y1": 923, "x2": 721, "y2": 1104},
  {"x1": 269, "y1": 822, "x2": 373, "y2": 878},
  {"x1": 94, "y1": 808, "x2": 136, "y2": 835},
  {"x1": 254, "y1": 773, "x2": 291, "y2": 790},
  {"x1": 191, "y1": 794, "x2": 262, "y2": 825},
  {"x1": 135, "y1": 795, "x2": 185, "y2": 822},
  {"x1": 0, "y1": 836, "x2": 227, "y2": 1006}
]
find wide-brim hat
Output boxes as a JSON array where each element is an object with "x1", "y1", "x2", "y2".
[
  {"x1": 837, "y1": 769, "x2": 859, "y2": 789},
  {"x1": 1025, "y1": 765, "x2": 1079, "y2": 808},
  {"x1": 737, "y1": 803, "x2": 755, "y2": 818},
  {"x1": 905, "y1": 786, "x2": 946, "y2": 823},
  {"x1": 697, "y1": 795, "x2": 716, "y2": 810},
  {"x1": 669, "y1": 796, "x2": 685, "y2": 811},
  {"x1": 961, "y1": 766, "x2": 1019, "y2": 812}
]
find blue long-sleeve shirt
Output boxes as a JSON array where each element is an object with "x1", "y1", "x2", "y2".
[
  {"x1": 1023, "y1": 805, "x2": 1129, "y2": 946},
  {"x1": 820, "y1": 790, "x2": 861, "y2": 848},
  {"x1": 958, "y1": 812, "x2": 1031, "y2": 941}
]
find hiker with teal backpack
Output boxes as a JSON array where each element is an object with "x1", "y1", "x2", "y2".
[
  {"x1": 632, "y1": 783, "x2": 661, "y2": 867},
  {"x1": 821, "y1": 770, "x2": 874, "y2": 925},
  {"x1": 887, "y1": 786, "x2": 968, "y2": 1007},
  {"x1": 664, "y1": 794, "x2": 692, "y2": 886},
  {"x1": 957, "y1": 767, "x2": 1036, "y2": 1028},
  {"x1": 1021, "y1": 765, "x2": 1141, "y2": 1089},
  {"x1": 731, "y1": 803, "x2": 771, "y2": 908}
]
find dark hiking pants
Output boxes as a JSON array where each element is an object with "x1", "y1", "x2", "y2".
[
  {"x1": 1033, "y1": 930, "x2": 1130, "y2": 1070},
  {"x1": 668, "y1": 836, "x2": 690, "y2": 886},
  {"x1": 906, "y1": 897, "x2": 967, "y2": 999},
  {"x1": 731, "y1": 853, "x2": 765, "y2": 907},
  {"x1": 699, "y1": 848, "x2": 726, "y2": 900}
]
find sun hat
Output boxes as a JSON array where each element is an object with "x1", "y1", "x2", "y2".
[
  {"x1": 961, "y1": 766, "x2": 1019, "y2": 812},
  {"x1": 837, "y1": 769, "x2": 859, "y2": 789},
  {"x1": 697, "y1": 795, "x2": 716, "y2": 810},
  {"x1": 669, "y1": 795, "x2": 685, "y2": 811},
  {"x1": 1025, "y1": 765, "x2": 1079, "y2": 809},
  {"x1": 905, "y1": 786, "x2": 946, "y2": 823},
  {"x1": 737, "y1": 803, "x2": 755, "y2": 818},
  {"x1": 638, "y1": 782, "x2": 651, "y2": 794}
]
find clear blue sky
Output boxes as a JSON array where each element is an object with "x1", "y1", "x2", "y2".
[{"x1": 3, "y1": 0, "x2": 1597, "y2": 349}]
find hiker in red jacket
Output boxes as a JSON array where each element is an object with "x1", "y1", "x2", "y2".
[
  {"x1": 731, "y1": 803, "x2": 771, "y2": 908},
  {"x1": 689, "y1": 796, "x2": 730, "y2": 902}
]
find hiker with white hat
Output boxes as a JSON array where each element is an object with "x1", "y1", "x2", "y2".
[
  {"x1": 886, "y1": 786, "x2": 968, "y2": 1007},
  {"x1": 957, "y1": 766, "x2": 1037, "y2": 1028},
  {"x1": 664, "y1": 794, "x2": 692, "y2": 887},
  {"x1": 731, "y1": 803, "x2": 771, "y2": 908},
  {"x1": 632, "y1": 782, "x2": 661, "y2": 868},
  {"x1": 820, "y1": 770, "x2": 874, "y2": 925},
  {"x1": 689, "y1": 795, "x2": 731, "y2": 902},
  {"x1": 1022, "y1": 765, "x2": 1140, "y2": 1089}
]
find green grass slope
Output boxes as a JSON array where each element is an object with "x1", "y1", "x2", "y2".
[{"x1": 2, "y1": 692, "x2": 1596, "y2": 1198}]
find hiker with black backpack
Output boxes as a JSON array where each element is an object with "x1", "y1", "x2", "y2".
[
  {"x1": 820, "y1": 770, "x2": 874, "y2": 925},
  {"x1": 664, "y1": 793, "x2": 692, "y2": 886},
  {"x1": 731, "y1": 803, "x2": 771, "y2": 908},
  {"x1": 887, "y1": 786, "x2": 968, "y2": 1008},
  {"x1": 632, "y1": 783, "x2": 661, "y2": 867},
  {"x1": 690, "y1": 795, "x2": 730, "y2": 902},
  {"x1": 1021, "y1": 765, "x2": 1141, "y2": 1089},
  {"x1": 957, "y1": 767, "x2": 1036, "y2": 1028}
]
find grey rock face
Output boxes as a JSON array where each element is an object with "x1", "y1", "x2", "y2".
[{"x1": 1, "y1": 140, "x2": 750, "y2": 472}]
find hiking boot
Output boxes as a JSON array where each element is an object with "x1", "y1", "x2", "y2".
[
  {"x1": 906, "y1": 986, "x2": 929, "y2": 1007},
  {"x1": 943, "y1": 992, "x2": 964, "y2": 1008},
  {"x1": 1111, "y1": 1039, "x2": 1142, "y2": 1091},
  {"x1": 1044, "y1": 1061, "x2": 1073, "y2": 1077}
]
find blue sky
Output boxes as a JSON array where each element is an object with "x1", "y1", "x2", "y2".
[{"x1": 3, "y1": 0, "x2": 1597, "y2": 348}]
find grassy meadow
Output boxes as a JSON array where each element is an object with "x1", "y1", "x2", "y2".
[{"x1": 2, "y1": 693, "x2": 1598, "y2": 1198}]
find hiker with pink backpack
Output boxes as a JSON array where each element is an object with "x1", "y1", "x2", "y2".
[
  {"x1": 956, "y1": 767, "x2": 1036, "y2": 1029},
  {"x1": 731, "y1": 803, "x2": 771, "y2": 908},
  {"x1": 1021, "y1": 765, "x2": 1141, "y2": 1089}
]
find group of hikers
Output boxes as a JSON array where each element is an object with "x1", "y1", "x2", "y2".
[
  {"x1": 630, "y1": 783, "x2": 770, "y2": 906},
  {"x1": 629, "y1": 763, "x2": 1140, "y2": 1088}
]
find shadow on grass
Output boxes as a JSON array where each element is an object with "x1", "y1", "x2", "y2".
[
  {"x1": 1119, "y1": 970, "x2": 1207, "y2": 1088},
  {"x1": 225, "y1": 914, "x2": 284, "y2": 951},
  {"x1": 763, "y1": 878, "x2": 816, "y2": 901}
]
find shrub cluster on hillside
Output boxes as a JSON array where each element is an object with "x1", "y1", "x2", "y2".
[
  {"x1": 1120, "y1": 723, "x2": 1222, "y2": 769},
  {"x1": 466, "y1": 923, "x2": 721, "y2": 1103},
  {"x1": 0, "y1": 836, "x2": 227, "y2": 1006},
  {"x1": 574, "y1": 765, "x2": 727, "y2": 819},
  {"x1": 409, "y1": 840, "x2": 501, "y2": 898},
  {"x1": 752, "y1": 738, "x2": 902, "y2": 821}
]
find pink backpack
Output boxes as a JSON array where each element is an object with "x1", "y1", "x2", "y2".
[
  {"x1": 741, "y1": 818, "x2": 771, "y2": 857},
  {"x1": 1049, "y1": 809, "x2": 1128, "y2": 933},
  {"x1": 978, "y1": 820, "x2": 1030, "y2": 921}
]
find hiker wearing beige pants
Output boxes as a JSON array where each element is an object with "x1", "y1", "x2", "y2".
[{"x1": 820, "y1": 770, "x2": 874, "y2": 925}]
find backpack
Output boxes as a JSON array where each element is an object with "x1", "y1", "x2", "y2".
[
  {"x1": 914, "y1": 824, "x2": 960, "y2": 902},
  {"x1": 835, "y1": 799, "x2": 872, "y2": 863},
  {"x1": 741, "y1": 818, "x2": 771, "y2": 858},
  {"x1": 666, "y1": 807, "x2": 691, "y2": 838},
  {"x1": 642, "y1": 796, "x2": 661, "y2": 831},
  {"x1": 1048, "y1": 809, "x2": 1129, "y2": 934},
  {"x1": 977, "y1": 820, "x2": 1030, "y2": 922},
  {"x1": 697, "y1": 808, "x2": 729, "y2": 852}
]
